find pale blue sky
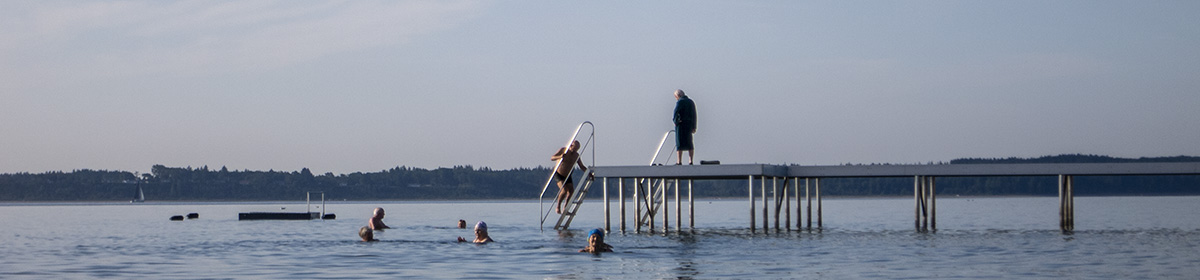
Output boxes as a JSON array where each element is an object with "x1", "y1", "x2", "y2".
[{"x1": 2, "y1": 1, "x2": 1198, "y2": 174}]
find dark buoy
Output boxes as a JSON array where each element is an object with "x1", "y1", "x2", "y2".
[
  {"x1": 187, "y1": 213, "x2": 199, "y2": 219},
  {"x1": 322, "y1": 213, "x2": 336, "y2": 220},
  {"x1": 170, "y1": 215, "x2": 184, "y2": 221}
]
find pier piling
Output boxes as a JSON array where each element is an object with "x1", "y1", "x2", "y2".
[
  {"x1": 1059, "y1": 175, "x2": 1075, "y2": 233},
  {"x1": 635, "y1": 178, "x2": 641, "y2": 233},
  {"x1": 785, "y1": 178, "x2": 791, "y2": 231},
  {"x1": 603, "y1": 178, "x2": 609, "y2": 232},
  {"x1": 675, "y1": 178, "x2": 681, "y2": 232},
  {"x1": 619, "y1": 178, "x2": 626, "y2": 232},
  {"x1": 805, "y1": 178, "x2": 812, "y2": 230},
  {"x1": 816, "y1": 178, "x2": 822, "y2": 229},
  {"x1": 761, "y1": 176, "x2": 768, "y2": 231},
  {"x1": 749, "y1": 175, "x2": 756, "y2": 232},
  {"x1": 688, "y1": 179, "x2": 694, "y2": 230},
  {"x1": 914, "y1": 176, "x2": 937, "y2": 232},
  {"x1": 773, "y1": 177, "x2": 780, "y2": 232}
]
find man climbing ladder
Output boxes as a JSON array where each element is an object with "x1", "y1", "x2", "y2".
[{"x1": 551, "y1": 140, "x2": 589, "y2": 214}]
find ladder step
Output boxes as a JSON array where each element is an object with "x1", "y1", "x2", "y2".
[{"x1": 552, "y1": 170, "x2": 595, "y2": 230}]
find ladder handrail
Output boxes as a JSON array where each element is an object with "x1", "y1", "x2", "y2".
[
  {"x1": 635, "y1": 129, "x2": 677, "y2": 225},
  {"x1": 539, "y1": 121, "x2": 595, "y2": 228},
  {"x1": 649, "y1": 130, "x2": 677, "y2": 165}
]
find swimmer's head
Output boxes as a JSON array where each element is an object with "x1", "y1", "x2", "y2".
[
  {"x1": 458, "y1": 219, "x2": 467, "y2": 228},
  {"x1": 588, "y1": 228, "x2": 605, "y2": 245},
  {"x1": 373, "y1": 207, "x2": 385, "y2": 217},
  {"x1": 359, "y1": 226, "x2": 375, "y2": 242},
  {"x1": 474, "y1": 221, "x2": 489, "y2": 239}
]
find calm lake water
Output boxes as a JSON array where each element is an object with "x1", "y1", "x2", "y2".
[{"x1": 2, "y1": 196, "x2": 1199, "y2": 279}]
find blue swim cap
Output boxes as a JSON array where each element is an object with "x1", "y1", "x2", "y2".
[{"x1": 588, "y1": 228, "x2": 603, "y2": 237}]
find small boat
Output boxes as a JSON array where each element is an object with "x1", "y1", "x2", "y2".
[{"x1": 131, "y1": 182, "x2": 145, "y2": 203}]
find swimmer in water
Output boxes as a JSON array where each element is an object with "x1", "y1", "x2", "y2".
[
  {"x1": 458, "y1": 221, "x2": 495, "y2": 244},
  {"x1": 359, "y1": 226, "x2": 377, "y2": 242},
  {"x1": 369, "y1": 207, "x2": 390, "y2": 231},
  {"x1": 579, "y1": 228, "x2": 612, "y2": 253}
]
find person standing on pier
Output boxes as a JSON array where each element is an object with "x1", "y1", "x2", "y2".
[
  {"x1": 551, "y1": 140, "x2": 588, "y2": 214},
  {"x1": 673, "y1": 89, "x2": 697, "y2": 165}
]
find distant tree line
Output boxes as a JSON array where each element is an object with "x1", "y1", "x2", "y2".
[{"x1": 1, "y1": 154, "x2": 1197, "y2": 202}]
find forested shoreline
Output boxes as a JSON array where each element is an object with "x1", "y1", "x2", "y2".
[{"x1": 2, "y1": 154, "x2": 1198, "y2": 202}]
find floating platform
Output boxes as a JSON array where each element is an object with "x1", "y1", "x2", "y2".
[
  {"x1": 239, "y1": 191, "x2": 335, "y2": 221},
  {"x1": 238, "y1": 212, "x2": 324, "y2": 220}
]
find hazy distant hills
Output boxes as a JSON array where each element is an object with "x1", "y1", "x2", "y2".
[{"x1": 2, "y1": 154, "x2": 1197, "y2": 202}]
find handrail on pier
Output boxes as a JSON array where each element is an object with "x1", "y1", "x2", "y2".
[
  {"x1": 539, "y1": 121, "x2": 595, "y2": 229},
  {"x1": 635, "y1": 130, "x2": 677, "y2": 227},
  {"x1": 649, "y1": 130, "x2": 676, "y2": 166}
]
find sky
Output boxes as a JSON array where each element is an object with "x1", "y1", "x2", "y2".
[{"x1": 2, "y1": 0, "x2": 1199, "y2": 175}]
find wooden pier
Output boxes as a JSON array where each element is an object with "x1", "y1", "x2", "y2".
[{"x1": 591, "y1": 162, "x2": 1200, "y2": 233}]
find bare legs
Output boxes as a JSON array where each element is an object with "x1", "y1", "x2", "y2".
[
  {"x1": 554, "y1": 182, "x2": 575, "y2": 214},
  {"x1": 676, "y1": 150, "x2": 694, "y2": 165}
]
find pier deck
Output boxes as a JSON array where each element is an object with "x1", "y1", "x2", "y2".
[
  {"x1": 594, "y1": 162, "x2": 1200, "y2": 178},
  {"x1": 590, "y1": 162, "x2": 1200, "y2": 234}
]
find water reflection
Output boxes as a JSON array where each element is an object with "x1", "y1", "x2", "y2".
[{"x1": 671, "y1": 232, "x2": 701, "y2": 279}]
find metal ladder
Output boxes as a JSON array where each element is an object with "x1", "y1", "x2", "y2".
[
  {"x1": 636, "y1": 130, "x2": 676, "y2": 226},
  {"x1": 539, "y1": 121, "x2": 595, "y2": 230},
  {"x1": 637, "y1": 177, "x2": 670, "y2": 226},
  {"x1": 553, "y1": 169, "x2": 596, "y2": 230}
]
